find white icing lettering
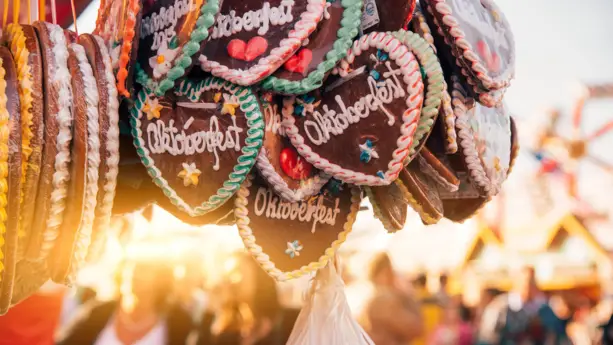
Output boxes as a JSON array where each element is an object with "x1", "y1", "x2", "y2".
[
  {"x1": 146, "y1": 115, "x2": 243, "y2": 171},
  {"x1": 304, "y1": 62, "x2": 406, "y2": 145},
  {"x1": 253, "y1": 187, "x2": 342, "y2": 233},
  {"x1": 212, "y1": 1, "x2": 295, "y2": 39},
  {"x1": 141, "y1": 0, "x2": 195, "y2": 50},
  {"x1": 264, "y1": 103, "x2": 285, "y2": 136}
]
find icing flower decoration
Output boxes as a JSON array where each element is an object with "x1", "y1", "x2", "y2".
[
  {"x1": 149, "y1": 39, "x2": 179, "y2": 79},
  {"x1": 178, "y1": 162, "x2": 201, "y2": 187},
  {"x1": 220, "y1": 93, "x2": 240, "y2": 116},
  {"x1": 476, "y1": 40, "x2": 501, "y2": 73},
  {"x1": 370, "y1": 69, "x2": 381, "y2": 81},
  {"x1": 143, "y1": 97, "x2": 163, "y2": 120},
  {"x1": 359, "y1": 139, "x2": 379, "y2": 163},
  {"x1": 285, "y1": 240, "x2": 304, "y2": 258},
  {"x1": 292, "y1": 94, "x2": 321, "y2": 117},
  {"x1": 324, "y1": 178, "x2": 343, "y2": 197},
  {"x1": 376, "y1": 50, "x2": 389, "y2": 62}
]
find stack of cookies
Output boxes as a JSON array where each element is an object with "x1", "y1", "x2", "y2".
[{"x1": 0, "y1": 22, "x2": 120, "y2": 312}]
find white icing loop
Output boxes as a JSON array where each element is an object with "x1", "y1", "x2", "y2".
[
  {"x1": 67, "y1": 43, "x2": 100, "y2": 282},
  {"x1": 41, "y1": 22, "x2": 74, "y2": 259}
]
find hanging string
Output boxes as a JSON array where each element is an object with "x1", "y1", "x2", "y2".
[
  {"x1": 13, "y1": 0, "x2": 20, "y2": 24},
  {"x1": 3, "y1": 0, "x2": 9, "y2": 28},
  {"x1": 27, "y1": 0, "x2": 31, "y2": 23},
  {"x1": 50, "y1": 0, "x2": 56, "y2": 24},
  {"x1": 38, "y1": 0, "x2": 44, "y2": 21},
  {"x1": 70, "y1": 0, "x2": 77, "y2": 35}
]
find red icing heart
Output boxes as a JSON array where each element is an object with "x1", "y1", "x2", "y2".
[
  {"x1": 284, "y1": 49, "x2": 313, "y2": 75},
  {"x1": 280, "y1": 147, "x2": 313, "y2": 180},
  {"x1": 227, "y1": 39, "x2": 246, "y2": 60},
  {"x1": 477, "y1": 40, "x2": 501, "y2": 73},
  {"x1": 227, "y1": 37, "x2": 268, "y2": 62}
]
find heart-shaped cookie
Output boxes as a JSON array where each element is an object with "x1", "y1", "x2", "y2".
[
  {"x1": 0, "y1": 47, "x2": 22, "y2": 314},
  {"x1": 260, "y1": 0, "x2": 363, "y2": 94},
  {"x1": 452, "y1": 79, "x2": 512, "y2": 197},
  {"x1": 256, "y1": 93, "x2": 329, "y2": 202},
  {"x1": 421, "y1": 0, "x2": 515, "y2": 100},
  {"x1": 235, "y1": 174, "x2": 360, "y2": 281},
  {"x1": 283, "y1": 31, "x2": 424, "y2": 186},
  {"x1": 199, "y1": 0, "x2": 327, "y2": 86},
  {"x1": 136, "y1": 0, "x2": 220, "y2": 96},
  {"x1": 361, "y1": 0, "x2": 416, "y2": 34},
  {"x1": 131, "y1": 77, "x2": 264, "y2": 217},
  {"x1": 94, "y1": 0, "x2": 142, "y2": 97},
  {"x1": 2, "y1": 24, "x2": 45, "y2": 259}
]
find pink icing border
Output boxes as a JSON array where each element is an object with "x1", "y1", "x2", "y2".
[
  {"x1": 198, "y1": 0, "x2": 326, "y2": 86},
  {"x1": 283, "y1": 31, "x2": 423, "y2": 186}
]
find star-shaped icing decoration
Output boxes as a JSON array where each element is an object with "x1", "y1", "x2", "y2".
[
  {"x1": 148, "y1": 40, "x2": 179, "y2": 79},
  {"x1": 285, "y1": 240, "x2": 303, "y2": 258},
  {"x1": 221, "y1": 93, "x2": 240, "y2": 116},
  {"x1": 295, "y1": 95, "x2": 321, "y2": 116},
  {"x1": 177, "y1": 162, "x2": 201, "y2": 187},
  {"x1": 143, "y1": 97, "x2": 163, "y2": 120},
  {"x1": 359, "y1": 139, "x2": 379, "y2": 163}
]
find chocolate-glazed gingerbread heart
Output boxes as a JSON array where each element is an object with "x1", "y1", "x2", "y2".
[
  {"x1": 366, "y1": 182, "x2": 409, "y2": 232},
  {"x1": 422, "y1": 0, "x2": 515, "y2": 97},
  {"x1": 199, "y1": 0, "x2": 326, "y2": 86},
  {"x1": 361, "y1": 0, "x2": 416, "y2": 34},
  {"x1": 260, "y1": 0, "x2": 363, "y2": 94},
  {"x1": 256, "y1": 93, "x2": 329, "y2": 202},
  {"x1": 283, "y1": 31, "x2": 424, "y2": 186},
  {"x1": 26, "y1": 22, "x2": 74, "y2": 261},
  {"x1": 131, "y1": 77, "x2": 264, "y2": 217},
  {"x1": 235, "y1": 174, "x2": 360, "y2": 281},
  {"x1": 136, "y1": 0, "x2": 220, "y2": 96},
  {"x1": 48, "y1": 42, "x2": 95, "y2": 285},
  {"x1": 0, "y1": 47, "x2": 22, "y2": 314},
  {"x1": 2, "y1": 24, "x2": 45, "y2": 259},
  {"x1": 95, "y1": 0, "x2": 143, "y2": 97}
]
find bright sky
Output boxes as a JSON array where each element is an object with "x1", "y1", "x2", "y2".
[{"x1": 72, "y1": 0, "x2": 613, "y2": 273}]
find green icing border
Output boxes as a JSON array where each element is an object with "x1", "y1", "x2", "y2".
[
  {"x1": 259, "y1": 0, "x2": 363, "y2": 95},
  {"x1": 136, "y1": 0, "x2": 220, "y2": 97},
  {"x1": 392, "y1": 29, "x2": 445, "y2": 156},
  {"x1": 130, "y1": 76, "x2": 264, "y2": 217}
]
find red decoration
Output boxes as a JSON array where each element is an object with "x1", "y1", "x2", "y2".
[
  {"x1": 477, "y1": 40, "x2": 500, "y2": 73},
  {"x1": 284, "y1": 48, "x2": 313, "y2": 75},
  {"x1": 227, "y1": 37, "x2": 269, "y2": 62},
  {"x1": 280, "y1": 147, "x2": 313, "y2": 180}
]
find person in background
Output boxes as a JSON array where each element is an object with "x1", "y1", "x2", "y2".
[
  {"x1": 601, "y1": 312, "x2": 613, "y2": 345},
  {"x1": 477, "y1": 266, "x2": 561, "y2": 345},
  {"x1": 55, "y1": 258, "x2": 193, "y2": 345},
  {"x1": 413, "y1": 273, "x2": 444, "y2": 345},
  {"x1": 0, "y1": 282, "x2": 66, "y2": 345},
  {"x1": 429, "y1": 302, "x2": 474, "y2": 345},
  {"x1": 436, "y1": 274, "x2": 451, "y2": 307},
  {"x1": 358, "y1": 252, "x2": 423, "y2": 345},
  {"x1": 567, "y1": 298, "x2": 595, "y2": 345},
  {"x1": 198, "y1": 252, "x2": 283, "y2": 345}
]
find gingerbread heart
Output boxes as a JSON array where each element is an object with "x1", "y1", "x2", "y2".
[
  {"x1": 199, "y1": 0, "x2": 327, "y2": 85},
  {"x1": 255, "y1": 93, "x2": 329, "y2": 202},
  {"x1": 131, "y1": 77, "x2": 264, "y2": 216},
  {"x1": 366, "y1": 182, "x2": 409, "y2": 233},
  {"x1": 260, "y1": 0, "x2": 363, "y2": 94},
  {"x1": 235, "y1": 174, "x2": 360, "y2": 281},
  {"x1": 282, "y1": 32, "x2": 424, "y2": 186},
  {"x1": 135, "y1": 0, "x2": 220, "y2": 96},
  {"x1": 421, "y1": 0, "x2": 515, "y2": 95}
]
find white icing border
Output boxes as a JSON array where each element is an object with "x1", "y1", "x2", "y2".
[
  {"x1": 67, "y1": 43, "x2": 100, "y2": 282},
  {"x1": 41, "y1": 22, "x2": 74, "y2": 259},
  {"x1": 91, "y1": 36, "x2": 120, "y2": 248},
  {"x1": 235, "y1": 174, "x2": 361, "y2": 282},
  {"x1": 198, "y1": 0, "x2": 326, "y2": 86},
  {"x1": 283, "y1": 32, "x2": 423, "y2": 186}
]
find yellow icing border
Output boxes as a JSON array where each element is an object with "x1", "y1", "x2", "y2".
[
  {"x1": 0, "y1": 58, "x2": 11, "y2": 280},
  {"x1": 5, "y1": 24, "x2": 34, "y2": 239}
]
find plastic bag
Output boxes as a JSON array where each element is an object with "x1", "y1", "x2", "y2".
[{"x1": 286, "y1": 256, "x2": 375, "y2": 345}]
